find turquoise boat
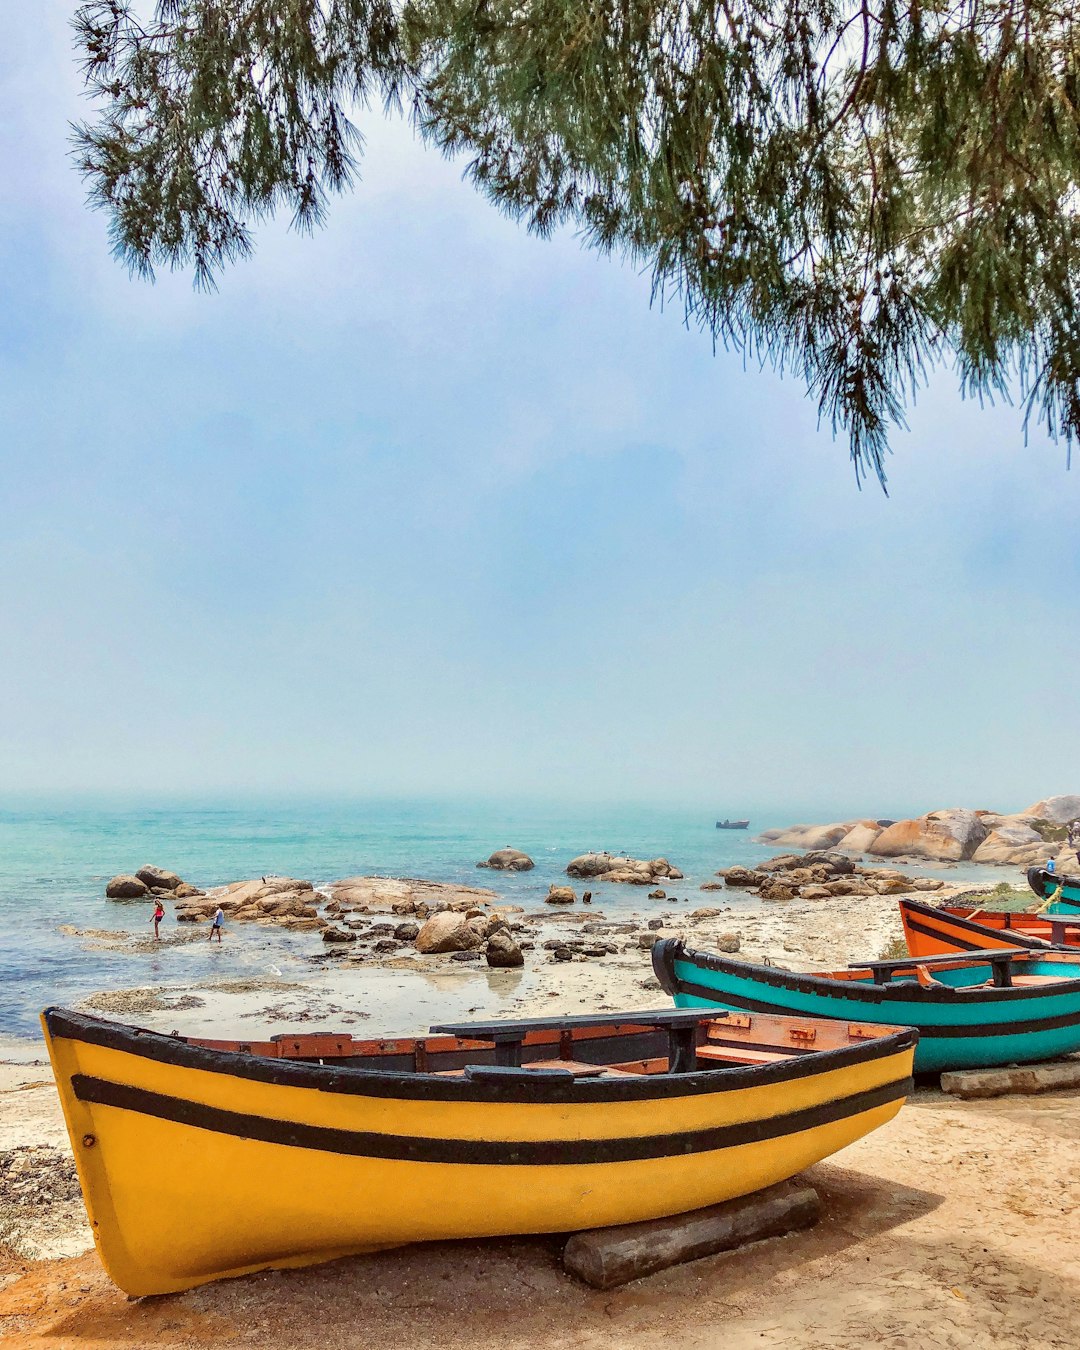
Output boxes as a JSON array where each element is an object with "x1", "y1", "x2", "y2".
[
  {"x1": 1026, "y1": 866, "x2": 1080, "y2": 913},
  {"x1": 652, "y1": 938, "x2": 1080, "y2": 1073}
]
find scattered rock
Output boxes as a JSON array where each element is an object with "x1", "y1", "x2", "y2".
[
  {"x1": 717, "y1": 866, "x2": 766, "y2": 888},
  {"x1": 105, "y1": 875, "x2": 149, "y2": 899},
  {"x1": 321, "y1": 926, "x2": 356, "y2": 944},
  {"x1": 649, "y1": 889, "x2": 666, "y2": 899},
  {"x1": 551, "y1": 946, "x2": 573, "y2": 962},
  {"x1": 415, "y1": 911, "x2": 484, "y2": 954},
  {"x1": 174, "y1": 882, "x2": 205, "y2": 898},
  {"x1": 647, "y1": 917, "x2": 664, "y2": 930},
  {"x1": 450, "y1": 950, "x2": 482, "y2": 962},
  {"x1": 691, "y1": 907, "x2": 722, "y2": 919},
  {"x1": 715, "y1": 933, "x2": 741, "y2": 953},
  {"x1": 394, "y1": 921, "x2": 420, "y2": 942},
  {"x1": 486, "y1": 931, "x2": 525, "y2": 967},
  {"x1": 546, "y1": 886, "x2": 577, "y2": 905}
]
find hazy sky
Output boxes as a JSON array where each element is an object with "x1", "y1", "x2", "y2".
[{"x1": 2, "y1": 11, "x2": 1078, "y2": 818}]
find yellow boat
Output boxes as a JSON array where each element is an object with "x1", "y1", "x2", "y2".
[{"x1": 43, "y1": 1005, "x2": 917, "y2": 1297}]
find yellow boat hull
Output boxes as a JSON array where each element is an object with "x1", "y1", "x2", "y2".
[{"x1": 43, "y1": 1009, "x2": 915, "y2": 1297}]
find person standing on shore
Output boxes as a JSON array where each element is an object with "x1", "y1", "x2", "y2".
[
  {"x1": 151, "y1": 900, "x2": 165, "y2": 940},
  {"x1": 209, "y1": 906, "x2": 224, "y2": 943}
]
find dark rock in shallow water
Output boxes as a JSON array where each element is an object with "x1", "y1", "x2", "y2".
[
  {"x1": 551, "y1": 946, "x2": 573, "y2": 962},
  {"x1": 322, "y1": 926, "x2": 356, "y2": 944},
  {"x1": 394, "y1": 921, "x2": 420, "y2": 942},
  {"x1": 450, "y1": 949, "x2": 482, "y2": 962}
]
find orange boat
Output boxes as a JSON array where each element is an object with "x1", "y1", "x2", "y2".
[{"x1": 898, "y1": 898, "x2": 1080, "y2": 958}]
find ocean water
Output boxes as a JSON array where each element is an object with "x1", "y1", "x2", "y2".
[{"x1": 0, "y1": 799, "x2": 1004, "y2": 1043}]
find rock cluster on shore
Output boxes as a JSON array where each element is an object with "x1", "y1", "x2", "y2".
[
  {"x1": 566, "y1": 853, "x2": 683, "y2": 884},
  {"x1": 717, "y1": 851, "x2": 946, "y2": 901},
  {"x1": 757, "y1": 795, "x2": 1080, "y2": 868},
  {"x1": 105, "y1": 866, "x2": 204, "y2": 901}
]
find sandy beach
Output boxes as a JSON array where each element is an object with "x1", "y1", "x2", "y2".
[
  {"x1": 3, "y1": 1066, "x2": 1079, "y2": 1348},
  {"x1": 3, "y1": 868, "x2": 1079, "y2": 1348}
]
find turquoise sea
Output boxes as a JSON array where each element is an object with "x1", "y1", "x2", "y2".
[{"x1": 0, "y1": 799, "x2": 1002, "y2": 1044}]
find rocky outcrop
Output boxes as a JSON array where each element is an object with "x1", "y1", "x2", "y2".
[
  {"x1": 1023, "y1": 795, "x2": 1080, "y2": 824},
  {"x1": 546, "y1": 886, "x2": 577, "y2": 905},
  {"x1": 971, "y1": 823, "x2": 1046, "y2": 866},
  {"x1": 175, "y1": 877, "x2": 323, "y2": 929},
  {"x1": 717, "y1": 852, "x2": 945, "y2": 902},
  {"x1": 566, "y1": 853, "x2": 683, "y2": 884},
  {"x1": 835, "y1": 822, "x2": 882, "y2": 854},
  {"x1": 762, "y1": 797, "x2": 1080, "y2": 866},
  {"x1": 327, "y1": 876, "x2": 497, "y2": 916},
  {"x1": 414, "y1": 911, "x2": 486, "y2": 955},
  {"x1": 476, "y1": 848, "x2": 534, "y2": 872},
  {"x1": 869, "y1": 810, "x2": 988, "y2": 861},
  {"x1": 105, "y1": 875, "x2": 149, "y2": 899},
  {"x1": 485, "y1": 931, "x2": 524, "y2": 967},
  {"x1": 135, "y1": 865, "x2": 183, "y2": 891},
  {"x1": 755, "y1": 823, "x2": 857, "y2": 850}
]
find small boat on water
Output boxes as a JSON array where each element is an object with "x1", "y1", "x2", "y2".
[
  {"x1": 715, "y1": 819, "x2": 750, "y2": 829},
  {"x1": 898, "y1": 897, "x2": 1080, "y2": 956},
  {"x1": 43, "y1": 1005, "x2": 916, "y2": 1298},
  {"x1": 1027, "y1": 865, "x2": 1080, "y2": 912},
  {"x1": 652, "y1": 936, "x2": 1080, "y2": 1073}
]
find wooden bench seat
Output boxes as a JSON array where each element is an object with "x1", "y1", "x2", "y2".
[{"x1": 696, "y1": 1045, "x2": 797, "y2": 1067}]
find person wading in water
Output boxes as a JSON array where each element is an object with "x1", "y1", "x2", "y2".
[
  {"x1": 151, "y1": 900, "x2": 165, "y2": 940},
  {"x1": 209, "y1": 905, "x2": 224, "y2": 943}
]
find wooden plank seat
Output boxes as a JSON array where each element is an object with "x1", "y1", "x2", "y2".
[
  {"x1": 696, "y1": 1045, "x2": 798, "y2": 1067},
  {"x1": 432, "y1": 1059, "x2": 639, "y2": 1079}
]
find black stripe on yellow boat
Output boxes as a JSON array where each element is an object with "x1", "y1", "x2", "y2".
[
  {"x1": 44, "y1": 1008, "x2": 916, "y2": 1102},
  {"x1": 69, "y1": 1072, "x2": 913, "y2": 1164},
  {"x1": 667, "y1": 975, "x2": 1080, "y2": 1039}
]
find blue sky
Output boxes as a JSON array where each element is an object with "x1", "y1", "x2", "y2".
[{"x1": 1, "y1": 10, "x2": 1078, "y2": 817}]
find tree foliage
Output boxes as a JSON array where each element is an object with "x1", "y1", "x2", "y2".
[{"x1": 74, "y1": 0, "x2": 1080, "y2": 486}]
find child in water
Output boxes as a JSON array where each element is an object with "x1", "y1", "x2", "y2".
[
  {"x1": 209, "y1": 906, "x2": 224, "y2": 942},
  {"x1": 151, "y1": 900, "x2": 165, "y2": 940}
]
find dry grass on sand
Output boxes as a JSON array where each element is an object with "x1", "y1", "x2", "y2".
[{"x1": 2, "y1": 1087, "x2": 1079, "y2": 1350}]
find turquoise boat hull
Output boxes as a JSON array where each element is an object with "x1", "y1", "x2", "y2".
[
  {"x1": 652, "y1": 940, "x2": 1080, "y2": 1073},
  {"x1": 1027, "y1": 865, "x2": 1080, "y2": 913}
]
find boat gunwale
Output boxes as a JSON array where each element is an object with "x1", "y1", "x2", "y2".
[
  {"x1": 654, "y1": 938, "x2": 1080, "y2": 1008},
  {"x1": 43, "y1": 1007, "x2": 917, "y2": 1104},
  {"x1": 900, "y1": 900, "x2": 1059, "y2": 952},
  {"x1": 1028, "y1": 865, "x2": 1080, "y2": 901}
]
